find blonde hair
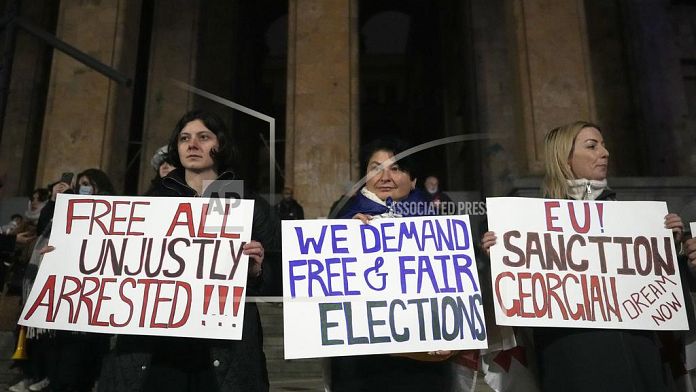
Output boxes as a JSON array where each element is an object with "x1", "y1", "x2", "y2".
[{"x1": 542, "y1": 121, "x2": 601, "y2": 198}]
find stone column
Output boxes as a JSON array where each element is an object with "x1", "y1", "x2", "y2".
[
  {"x1": 512, "y1": 0, "x2": 596, "y2": 174},
  {"x1": 35, "y1": 0, "x2": 139, "y2": 189},
  {"x1": 0, "y1": 1, "x2": 57, "y2": 196},
  {"x1": 138, "y1": 0, "x2": 199, "y2": 192},
  {"x1": 285, "y1": 0, "x2": 359, "y2": 218}
]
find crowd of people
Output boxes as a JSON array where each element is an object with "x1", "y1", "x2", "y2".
[{"x1": 1, "y1": 111, "x2": 695, "y2": 392}]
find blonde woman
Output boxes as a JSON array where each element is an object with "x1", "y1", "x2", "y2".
[{"x1": 482, "y1": 121, "x2": 683, "y2": 391}]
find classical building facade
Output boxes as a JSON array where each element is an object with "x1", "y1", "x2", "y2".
[{"x1": 2, "y1": 0, "x2": 696, "y2": 217}]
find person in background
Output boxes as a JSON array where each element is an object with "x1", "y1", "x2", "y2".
[
  {"x1": 423, "y1": 175, "x2": 451, "y2": 212},
  {"x1": 275, "y1": 187, "x2": 304, "y2": 220},
  {"x1": 2, "y1": 214, "x2": 24, "y2": 235},
  {"x1": 22, "y1": 169, "x2": 116, "y2": 392},
  {"x1": 24, "y1": 188, "x2": 49, "y2": 225},
  {"x1": 145, "y1": 144, "x2": 176, "y2": 195},
  {"x1": 482, "y1": 121, "x2": 683, "y2": 392}
]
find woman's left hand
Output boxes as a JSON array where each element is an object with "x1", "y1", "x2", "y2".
[
  {"x1": 664, "y1": 213, "x2": 684, "y2": 243},
  {"x1": 243, "y1": 240, "x2": 264, "y2": 278}
]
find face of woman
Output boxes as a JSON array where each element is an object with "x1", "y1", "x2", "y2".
[
  {"x1": 365, "y1": 150, "x2": 416, "y2": 202},
  {"x1": 177, "y1": 119, "x2": 219, "y2": 173},
  {"x1": 159, "y1": 162, "x2": 175, "y2": 178},
  {"x1": 568, "y1": 127, "x2": 610, "y2": 181},
  {"x1": 77, "y1": 176, "x2": 95, "y2": 195},
  {"x1": 30, "y1": 192, "x2": 42, "y2": 210}
]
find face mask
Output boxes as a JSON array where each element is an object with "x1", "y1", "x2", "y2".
[
  {"x1": 426, "y1": 186, "x2": 438, "y2": 194},
  {"x1": 79, "y1": 185, "x2": 94, "y2": 195}
]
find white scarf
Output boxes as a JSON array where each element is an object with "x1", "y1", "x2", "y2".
[
  {"x1": 567, "y1": 179, "x2": 608, "y2": 200},
  {"x1": 360, "y1": 188, "x2": 402, "y2": 218}
]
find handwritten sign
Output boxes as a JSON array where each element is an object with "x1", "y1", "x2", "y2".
[
  {"x1": 19, "y1": 194, "x2": 255, "y2": 339},
  {"x1": 487, "y1": 197, "x2": 687, "y2": 330},
  {"x1": 282, "y1": 215, "x2": 487, "y2": 359}
]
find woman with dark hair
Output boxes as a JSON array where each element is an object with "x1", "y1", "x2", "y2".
[
  {"x1": 329, "y1": 138, "x2": 453, "y2": 392},
  {"x1": 75, "y1": 168, "x2": 116, "y2": 196},
  {"x1": 99, "y1": 109, "x2": 279, "y2": 392},
  {"x1": 482, "y1": 121, "x2": 683, "y2": 391},
  {"x1": 24, "y1": 168, "x2": 115, "y2": 392}
]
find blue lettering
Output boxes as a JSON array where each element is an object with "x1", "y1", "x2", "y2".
[
  {"x1": 330, "y1": 225, "x2": 349, "y2": 253},
  {"x1": 295, "y1": 226, "x2": 328, "y2": 254},
  {"x1": 361, "y1": 224, "x2": 380, "y2": 253},
  {"x1": 288, "y1": 259, "x2": 307, "y2": 298},
  {"x1": 399, "y1": 256, "x2": 416, "y2": 294},
  {"x1": 452, "y1": 219, "x2": 470, "y2": 250}
]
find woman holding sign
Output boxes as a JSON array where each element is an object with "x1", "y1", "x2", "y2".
[
  {"x1": 330, "y1": 138, "x2": 454, "y2": 392},
  {"x1": 98, "y1": 110, "x2": 279, "y2": 392},
  {"x1": 482, "y1": 121, "x2": 684, "y2": 391}
]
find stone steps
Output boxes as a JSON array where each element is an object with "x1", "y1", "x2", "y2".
[{"x1": 258, "y1": 303, "x2": 324, "y2": 389}]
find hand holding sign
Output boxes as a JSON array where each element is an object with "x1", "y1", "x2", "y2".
[
  {"x1": 664, "y1": 213, "x2": 684, "y2": 242},
  {"x1": 20, "y1": 194, "x2": 256, "y2": 340},
  {"x1": 687, "y1": 223, "x2": 696, "y2": 270},
  {"x1": 487, "y1": 197, "x2": 688, "y2": 330},
  {"x1": 282, "y1": 216, "x2": 487, "y2": 359}
]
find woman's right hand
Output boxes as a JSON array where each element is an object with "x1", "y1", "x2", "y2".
[
  {"x1": 353, "y1": 213, "x2": 373, "y2": 225},
  {"x1": 481, "y1": 231, "x2": 497, "y2": 256},
  {"x1": 51, "y1": 181, "x2": 71, "y2": 201}
]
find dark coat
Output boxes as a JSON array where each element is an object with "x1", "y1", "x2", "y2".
[
  {"x1": 534, "y1": 189, "x2": 669, "y2": 392},
  {"x1": 98, "y1": 169, "x2": 280, "y2": 392},
  {"x1": 330, "y1": 189, "x2": 452, "y2": 392}
]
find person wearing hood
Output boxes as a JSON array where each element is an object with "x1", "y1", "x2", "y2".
[{"x1": 145, "y1": 144, "x2": 176, "y2": 195}]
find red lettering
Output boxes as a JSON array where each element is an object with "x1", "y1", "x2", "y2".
[
  {"x1": 66, "y1": 199, "x2": 94, "y2": 234},
  {"x1": 568, "y1": 202, "x2": 591, "y2": 233},
  {"x1": 531, "y1": 273, "x2": 548, "y2": 317},
  {"x1": 545, "y1": 273, "x2": 568, "y2": 319},
  {"x1": 91, "y1": 278, "x2": 117, "y2": 327},
  {"x1": 220, "y1": 203, "x2": 240, "y2": 239},
  {"x1": 74, "y1": 277, "x2": 101, "y2": 323},
  {"x1": 108, "y1": 201, "x2": 130, "y2": 235},
  {"x1": 23, "y1": 275, "x2": 57, "y2": 322},
  {"x1": 516, "y1": 272, "x2": 535, "y2": 317},
  {"x1": 89, "y1": 199, "x2": 112, "y2": 235},
  {"x1": 126, "y1": 202, "x2": 149, "y2": 236},
  {"x1": 166, "y1": 204, "x2": 195, "y2": 237},
  {"x1": 55, "y1": 276, "x2": 82, "y2": 323},
  {"x1": 197, "y1": 204, "x2": 216, "y2": 238},
  {"x1": 494, "y1": 272, "x2": 519, "y2": 317},
  {"x1": 544, "y1": 201, "x2": 562, "y2": 232}
]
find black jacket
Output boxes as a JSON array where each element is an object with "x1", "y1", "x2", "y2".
[
  {"x1": 99, "y1": 169, "x2": 280, "y2": 392},
  {"x1": 534, "y1": 189, "x2": 670, "y2": 392}
]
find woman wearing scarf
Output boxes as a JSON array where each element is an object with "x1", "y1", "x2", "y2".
[
  {"x1": 330, "y1": 138, "x2": 453, "y2": 392},
  {"x1": 482, "y1": 121, "x2": 683, "y2": 391}
]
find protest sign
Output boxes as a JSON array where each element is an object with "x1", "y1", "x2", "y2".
[
  {"x1": 487, "y1": 197, "x2": 687, "y2": 330},
  {"x1": 19, "y1": 194, "x2": 255, "y2": 340},
  {"x1": 691, "y1": 222, "x2": 696, "y2": 237},
  {"x1": 282, "y1": 215, "x2": 487, "y2": 359}
]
